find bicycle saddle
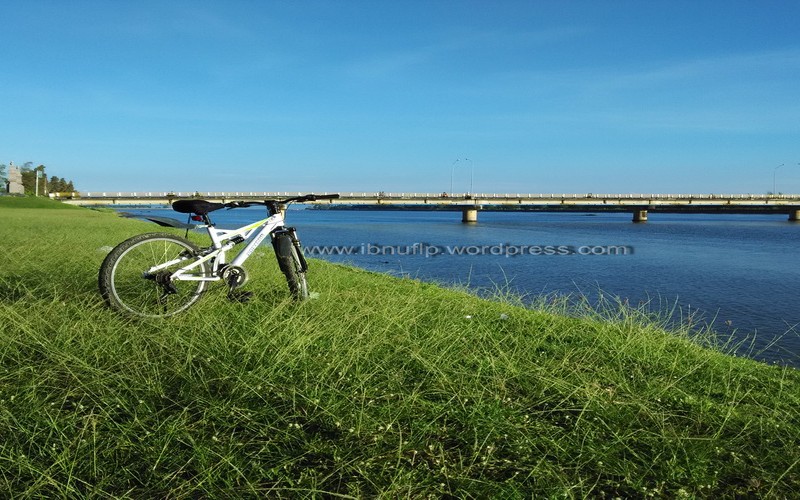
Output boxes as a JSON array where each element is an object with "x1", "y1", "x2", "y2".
[{"x1": 172, "y1": 199, "x2": 226, "y2": 215}]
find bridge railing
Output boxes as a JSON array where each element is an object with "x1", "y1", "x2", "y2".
[{"x1": 72, "y1": 191, "x2": 800, "y2": 200}]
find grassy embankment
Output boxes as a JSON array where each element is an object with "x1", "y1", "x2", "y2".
[{"x1": 1, "y1": 197, "x2": 799, "y2": 498}]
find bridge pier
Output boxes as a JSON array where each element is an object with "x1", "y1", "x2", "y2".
[
  {"x1": 632, "y1": 209, "x2": 648, "y2": 223},
  {"x1": 461, "y1": 207, "x2": 478, "y2": 223},
  {"x1": 790, "y1": 209, "x2": 800, "y2": 222}
]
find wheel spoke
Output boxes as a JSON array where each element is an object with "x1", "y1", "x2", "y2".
[{"x1": 99, "y1": 234, "x2": 208, "y2": 318}]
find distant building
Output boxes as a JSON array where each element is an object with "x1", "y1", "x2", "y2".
[{"x1": 6, "y1": 163, "x2": 24, "y2": 194}]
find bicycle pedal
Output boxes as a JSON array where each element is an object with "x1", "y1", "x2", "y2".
[{"x1": 227, "y1": 290, "x2": 253, "y2": 303}]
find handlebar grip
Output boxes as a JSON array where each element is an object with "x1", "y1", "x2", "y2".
[{"x1": 314, "y1": 194, "x2": 340, "y2": 200}]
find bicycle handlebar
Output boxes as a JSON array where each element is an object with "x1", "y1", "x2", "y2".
[
  {"x1": 289, "y1": 193, "x2": 341, "y2": 203},
  {"x1": 224, "y1": 194, "x2": 340, "y2": 209}
]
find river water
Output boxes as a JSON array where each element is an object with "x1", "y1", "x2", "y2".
[{"x1": 116, "y1": 206, "x2": 800, "y2": 367}]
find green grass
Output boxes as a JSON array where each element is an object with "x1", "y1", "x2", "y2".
[
  {"x1": 1, "y1": 206, "x2": 799, "y2": 498},
  {"x1": 0, "y1": 195, "x2": 82, "y2": 209}
]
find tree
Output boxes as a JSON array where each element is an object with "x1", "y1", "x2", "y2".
[
  {"x1": 9, "y1": 161, "x2": 76, "y2": 195},
  {"x1": 48, "y1": 176, "x2": 63, "y2": 193},
  {"x1": 36, "y1": 165, "x2": 47, "y2": 195},
  {"x1": 18, "y1": 164, "x2": 50, "y2": 195},
  {"x1": 0, "y1": 163, "x2": 6, "y2": 185},
  {"x1": 20, "y1": 163, "x2": 35, "y2": 194}
]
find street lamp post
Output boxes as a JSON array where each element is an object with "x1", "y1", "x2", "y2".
[
  {"x1": 450, "y1": 158, "x2": 474, "y2": 196},
  {"x1": 464, "y1": 158, "x2": 474, "y2": 195},
  {"x1": 773, "y1": 164, "x2": 784, "y2": 196},
  {"x1": 449, "y1": 159, "x2": 459, "y2": 196}
]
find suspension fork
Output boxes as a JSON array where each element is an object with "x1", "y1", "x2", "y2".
[{"x1": 271, "y1": 227, "x2": 308, "y2": 272}]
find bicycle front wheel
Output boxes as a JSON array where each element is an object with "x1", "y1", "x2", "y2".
[
  {"x1": 99, "y1": 233, "x2": 209, "y2": 318},
  {"x1": 273, "y1": 233, "x2": 309, "y2": 300},
  {"x1": 285, "y1": 244, "x2": 309, "y2": 300}
]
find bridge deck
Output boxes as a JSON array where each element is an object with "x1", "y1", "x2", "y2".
[{"x1": 57, "y1": 191, "x2": 799, "y2": 206}]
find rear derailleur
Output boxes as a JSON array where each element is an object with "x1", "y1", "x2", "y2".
[{"x1": 144, "y1": 271, "x2": 179, "y2": 301}]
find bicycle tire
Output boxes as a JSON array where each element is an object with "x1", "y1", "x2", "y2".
[
  {"x1": 273, "y1": 234, "x2": 309, "y2": 300},
  {"x1": 99, "y1": 233, "x2": 209, "y2": 318}
]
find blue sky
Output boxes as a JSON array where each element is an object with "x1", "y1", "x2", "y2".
[{"x1": 2, "y1": 1, "x2": 799, "y2": 194}]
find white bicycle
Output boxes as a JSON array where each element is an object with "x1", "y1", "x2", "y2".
[{"x1": 99, "y1": 194, "x2": 339, "y2": 318}]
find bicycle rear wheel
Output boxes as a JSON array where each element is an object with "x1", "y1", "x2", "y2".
[{"x1": 99, "y1": 233, "x2": 209, "y2": 318}]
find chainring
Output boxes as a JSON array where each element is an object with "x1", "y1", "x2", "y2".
[{"x1": 221, "y1": 265, "x2": 249, "y2": 289}]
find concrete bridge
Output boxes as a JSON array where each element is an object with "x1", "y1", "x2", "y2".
[{"x1": 57, "y1": 191, "x2": 800, "y2": 223}]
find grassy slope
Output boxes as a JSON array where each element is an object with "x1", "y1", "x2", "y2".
[
  {"x1": 1, "y1": 203, "x2": 798, "y2": 498},
  {"x1": 0, "y1": 196, "x2": 82, "y2": 209}
]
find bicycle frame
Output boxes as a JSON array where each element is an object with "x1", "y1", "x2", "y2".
[
  {"x1": 100, "y1": 193, "x2": 338, "y2": 317},
  {"x1": 146, "y1": 211, "x2": 286, "y2": 282}
]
